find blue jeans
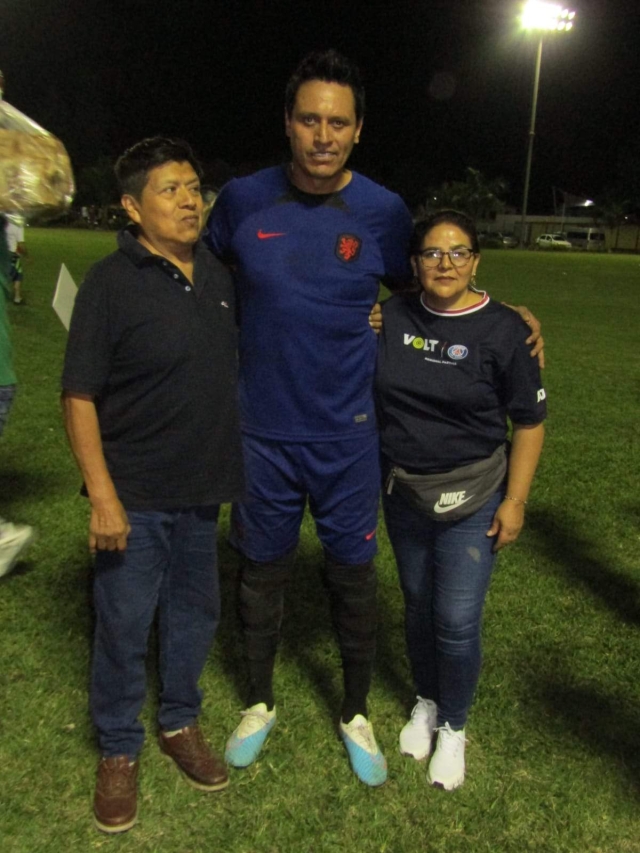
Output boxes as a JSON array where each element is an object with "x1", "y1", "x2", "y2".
[
  {"x1": 383, "y1": 487, "x2": 502, "y2": 729},
  {"x1": 0, "y1": 385, "x2": 16, "y2": 437},
  {"x1": 91, "y1": 506, "x2": 221, "y2": 757}
]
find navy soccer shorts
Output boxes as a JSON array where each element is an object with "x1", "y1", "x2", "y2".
[{"x1": 232, "y1": 433, "x2": 381, "y2": 565}]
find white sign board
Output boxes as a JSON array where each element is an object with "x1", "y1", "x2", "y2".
[{"x1": 52, "y1": 263, "x2": 77, "y2": 331}]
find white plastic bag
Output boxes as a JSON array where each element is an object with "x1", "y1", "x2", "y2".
[{"x1": 0, "y1": 96, "x2": 75, "y2": 216}]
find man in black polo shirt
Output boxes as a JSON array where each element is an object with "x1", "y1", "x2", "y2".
[{"x1": 62, "y1": 138, "x2": 243, "y2": 834}]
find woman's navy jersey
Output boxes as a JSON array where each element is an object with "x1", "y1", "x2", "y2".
[
  {"x1": 206, "y1": 166, "x2": 412, "y2": 442},
  {"x1": 376, "y1": 291, "x2": 547, "y2": 473}
]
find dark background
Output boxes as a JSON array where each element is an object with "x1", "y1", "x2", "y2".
[{"x1": 2, "y1": 0, "x2": 639, "y2": 211}]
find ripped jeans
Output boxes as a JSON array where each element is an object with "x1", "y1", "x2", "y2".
[{"x1": 383, "y1": 487, "x2": 503, "y2": 729}]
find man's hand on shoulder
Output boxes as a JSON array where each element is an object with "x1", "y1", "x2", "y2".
[
  {"x1": 503, "y1": 304, "x2": 545, "y2": 369},
  {"x1": 89, "y1": 496, "x2": 131, "y2": 554}
]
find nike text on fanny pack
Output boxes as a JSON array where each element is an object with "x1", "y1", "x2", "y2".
[{"x1": 433, "y1": 491, "x2": 474, "y2": 514}]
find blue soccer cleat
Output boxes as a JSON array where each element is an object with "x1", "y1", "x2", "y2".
[
  {"x1": 225, "y1": 703, "x2": 276, "y2": 768},
  {"x1": 339, "y1": 714, "x2": 387, "y2": 787}
]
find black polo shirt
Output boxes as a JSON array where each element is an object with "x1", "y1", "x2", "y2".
[{"x1": 62, "y1": 228, "x2": 244, "y2": 510}]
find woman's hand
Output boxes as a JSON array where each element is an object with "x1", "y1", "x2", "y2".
[
  {"x1": 486, "y1": 499, "x2": 525, "y2": 552},
  {"x1": 369, "y1": 302, "x2": 383, "y2": 334},
  {"x1": 489, "y1": 422, "x2": 544, "y2": 551}
]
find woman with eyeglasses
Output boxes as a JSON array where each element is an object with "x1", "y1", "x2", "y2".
[{"x1": 375, "y1": 209, "x2": 546, "y2": 790}]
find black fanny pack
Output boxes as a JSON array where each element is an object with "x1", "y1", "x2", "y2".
[{"x1": 385, "y1": 444, "x2": 507, "y2": 522}]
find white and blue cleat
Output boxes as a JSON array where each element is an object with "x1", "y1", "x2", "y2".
[
  {"x1": 225, "y1": 703, "x2": 276, "y2": 768},
  {"x1": 339, "y1": 714, "x2": 387, "y2": 787}
]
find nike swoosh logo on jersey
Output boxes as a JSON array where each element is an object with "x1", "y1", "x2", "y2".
[
  {"x1": 433, "y1": 494, "x2": 474, "y2": 514},
  {"x1": 257, "y1": 230, "x2": 286, "y2": 239}
]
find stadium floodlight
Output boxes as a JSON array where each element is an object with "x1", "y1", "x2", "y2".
[
  {"x1": 519, "y1": 2, "x2": 576, "y2": 244},
  {"x1": 521, "y1": 2, "x2": 575, "y2": 31}
]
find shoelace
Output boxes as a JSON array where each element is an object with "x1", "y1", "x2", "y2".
[
  {"x1": 239, "y1": 708, "x2": 272, "y2": 735},
  {"x1": 411, "y1": 702, "x2": 431, "y2": 723},
  {"x1": 347, "y1": 721, "x2": 377, "y2": 754},
  {"x1": 435, "y1": 724, "x2": 465, "y2": 756},
  {"x1": 173, "y1": 727, "x2": 206, "y2": 757},
  {"x1": 100, "y1": 760, "x2": 136, "y2": 793}
]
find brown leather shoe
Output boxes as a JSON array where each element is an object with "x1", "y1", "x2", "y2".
[
  {"x1": 93, "y1": 755, "x2": 138, "y2": 834},
  {"x1": 159, "y1": 724, "x2": 229, "y2": 791}
]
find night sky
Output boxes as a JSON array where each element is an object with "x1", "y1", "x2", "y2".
[{"x1": 2, "y1": 0, "x2": 639, "y2": 212}]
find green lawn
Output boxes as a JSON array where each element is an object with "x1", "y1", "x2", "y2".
[{"x1": 1, "y1": 231, "x2": 639, "y2": 852}]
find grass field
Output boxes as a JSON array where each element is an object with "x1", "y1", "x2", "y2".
[{"x1": 1, "y1": 229, "x2": 639, "y2": 853}]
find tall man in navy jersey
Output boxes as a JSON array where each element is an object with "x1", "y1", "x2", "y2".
[
  {"x1": 206, "y1": 50, "x2": 541, "y2": 787},
  {"x1": 206, "y1": 50, "x2": 403, "y2": 786}
]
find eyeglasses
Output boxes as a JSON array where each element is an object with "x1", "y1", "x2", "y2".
[{"x1": 416, "y1": 248, "x2": 474, "y2": 268}]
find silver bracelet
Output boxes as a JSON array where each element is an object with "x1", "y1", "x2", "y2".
[{"x1": 505, "y1": 495, "x2": 527, "y2": 505}]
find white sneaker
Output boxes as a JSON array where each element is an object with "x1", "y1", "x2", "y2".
[
  {"x1": 427, "y1": 723, "x2": 466, "y2": 790},
  {"x1": 0, "y1": 522, "x2": 35, "y2": 578},
  {"x1": 399, "y1": 697, "x2": 438, "y2": 760}
]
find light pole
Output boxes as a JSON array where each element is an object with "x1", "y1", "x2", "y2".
[{"x1": 520, "y1": 2, "x2": 576, "y2": 244}]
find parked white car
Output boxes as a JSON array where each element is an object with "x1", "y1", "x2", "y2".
[
  {"x1": 536, "y1": 233, "x2": 572, "y2": 250},
  {"x1": 500, "y1": 233, "x2": 520, "y2": 249}
]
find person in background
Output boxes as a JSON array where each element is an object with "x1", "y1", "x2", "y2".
[
  {"x1": 0, "y1": 213, "x2": 35, "y2": 576},
  {"x1": 376, "y1": 209, "x2": 546, "y2": 791},
  {"x1": 62, "y1": 137, "x2": 243, "y2": 833},
  {"x1": 5, "y1": 214, "x2": 27, "y2": 305}
]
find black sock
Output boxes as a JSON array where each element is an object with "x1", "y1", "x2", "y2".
[
  {"x1": 247, "y1": 669, "x2": 275, "y2": 711},
  {"x1": 240, "y1": 549, "x2": 295, "y2": 712},
  {"x1": 341, "y1": 661, "x2": 371, "y2": 723},
  {"x1": 322, "y1": 556, "x2": 377, "y2": 724}
]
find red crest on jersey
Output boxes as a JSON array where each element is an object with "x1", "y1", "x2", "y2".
[{"x1": 335, "y1": 234, "x2": 362, "y2": 263}]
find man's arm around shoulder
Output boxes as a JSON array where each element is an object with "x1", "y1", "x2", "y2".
[{"x1": 62, "y1": 391, "x2": 130, "y2": 553}]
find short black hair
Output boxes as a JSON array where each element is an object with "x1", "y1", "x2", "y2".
[
  {"x1": 284, "y1": 49, "x2": 365, "y2": 122},
  {"x1": 115, "y1": 137, "x2": 203, "y2": 200},
  {"x1": 410, "y1": 209, "x2": 480, "y2": 256}
]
